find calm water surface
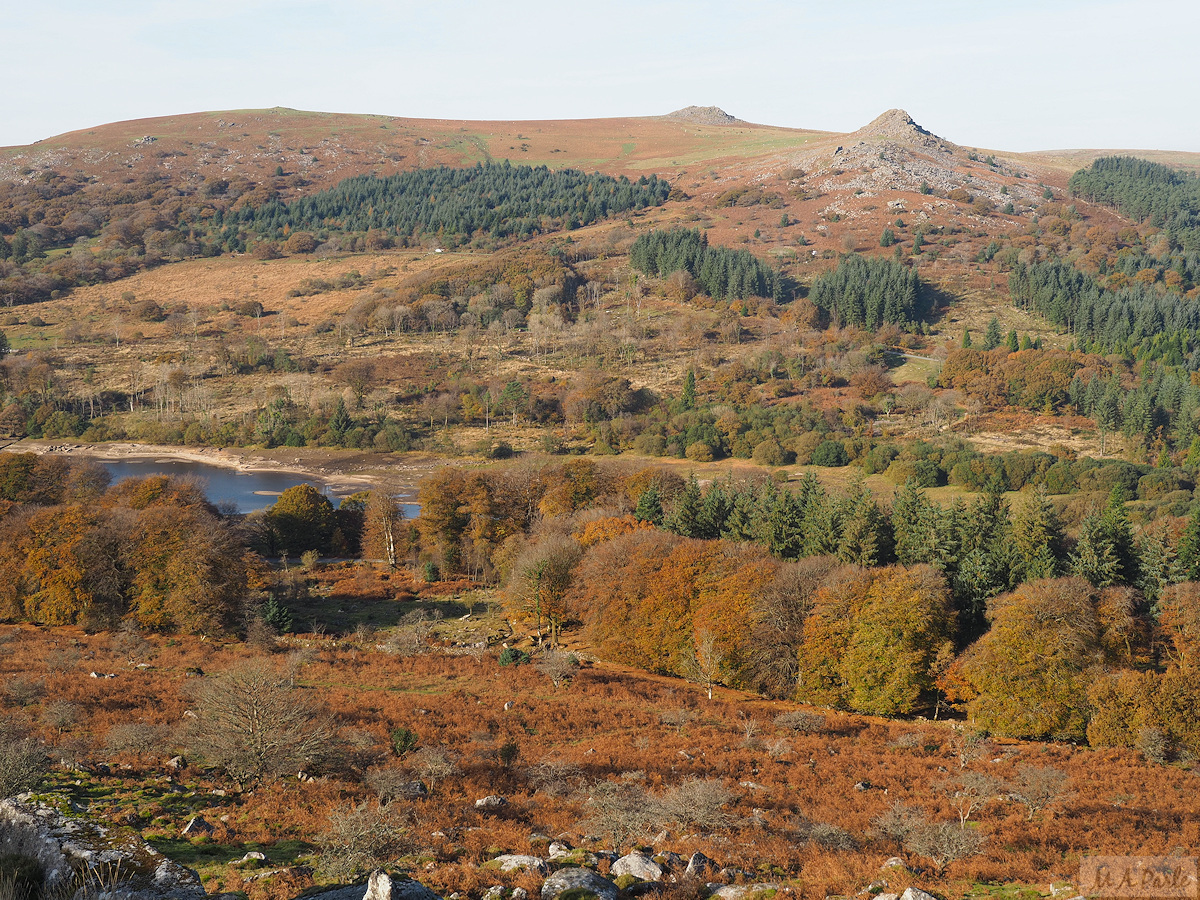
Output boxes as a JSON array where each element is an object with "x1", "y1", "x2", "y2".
[{"x1": 100, "y1": 458, "x2": 419, "y2": 517}]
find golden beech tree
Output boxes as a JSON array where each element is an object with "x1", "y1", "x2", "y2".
[
  {"x1": 568, "y1": 530, "x2": 774, "y2": 688},
  {"x1": 1157, "y1": 582, "x2": 1200, "y2": 669},
  {"x1": 797, "y1": 565, "x2": 954, "y2": 715},
  {"x1": 128, "y1": 506, "x2": 246, "y2": 634},
  {"x1": 17, "y1": 505, "x2": 98, "y2": 626},
  {"x1": 0, "y1": 474, "x2": 247, "y2": 634},
  {"x1": 954, "y1": 578, "x2": 1120, "y2": 741},
  {"x1": 840, "y1": 565, "x2": 956, "y2": 716}
]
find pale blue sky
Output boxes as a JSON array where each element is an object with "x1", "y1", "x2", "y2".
[{"x1": 5, "y1": 0, "x2": 1197, "y2": 152}]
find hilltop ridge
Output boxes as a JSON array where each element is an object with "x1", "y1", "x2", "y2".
[{"x1": 662, "y1": 105, "x2": 743, "y2": 125}]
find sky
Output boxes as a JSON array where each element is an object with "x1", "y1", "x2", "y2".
[{"x1": 4, "y1": 0, "x2": 1197, "y2": 152}]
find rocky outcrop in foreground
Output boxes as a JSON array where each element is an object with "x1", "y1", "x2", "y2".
[{"x1": 0, "y1": 796, "x2": 206, "y2": 900}]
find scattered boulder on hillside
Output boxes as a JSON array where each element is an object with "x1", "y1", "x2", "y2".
[
  {"x1": 707, "y1": 884, "x2": 783, "y2": 900},
  {"x1": 611, "y1": 851, "x2": 664, "y2": 882},
  {"x1": 663, "y1": 106, "x2": 743, "y2": 126},
  {"x1": 474, "y1": 795, "x2": 508, "y2": 810},
  {"x1": 540, "y1": 867, "x2": 620, "y2": 900},
  {"x1": 653, "y1": 851, "x2": 685, "y2": 872},
  {"x1": 307, "y1": 870, "x2": 441, "y2": 900},
  {"x1": 0, "y1": 797, "x2": 206, "y2": 900},
  {"x1": 900, "y1": 889, "x2": 939, "y2": 900},
  {"x1": 684, "y1": 851, "x2": 718, "y2": 879},
  {"x1": 489, "y1": 855, "x2": 550, "y2": 875},
  {"x1": 181, "y1": 816, "x2": 213, "y2": 836}
]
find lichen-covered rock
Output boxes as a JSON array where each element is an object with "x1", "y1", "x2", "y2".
[
  {"x1": 0, "y1": 797, "x2": 205, "y2": 900},
  {"x1": 611, "y1": 852, "x2": 663, "y2": 882},
  {"x1": 708, "y1": 883, "x2": 781, "y2": 900},
  {"x1": 490, "y1": 855, "x2": 550, "y2": 875},
  {"x1": 899, "y1": 890, "x2": 938, "y2": 900},
  {"x1": 540, "y1": 867, "x2": 619, "y2": 900}
]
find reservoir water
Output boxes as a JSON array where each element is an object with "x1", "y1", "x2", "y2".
[{"x1": 100, "y1": 457, "x2": 419, "y2": 517}]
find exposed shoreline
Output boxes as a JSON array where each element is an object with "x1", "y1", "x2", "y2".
[{"x1": 0, "y1": 440, "x2": 453, "y2": 502}]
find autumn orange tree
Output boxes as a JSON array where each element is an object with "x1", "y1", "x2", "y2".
[
  {"x1": 952, "y1": 577, "x2": 1147, "y2": 741},
  {"x1": 797, "y1": 565, "x2": 955, "y2": 715},
  {"x1": 0, "y1": 468, "x2": 249, "y2": 633}
]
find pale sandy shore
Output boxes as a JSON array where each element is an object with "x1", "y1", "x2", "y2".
[{"x1": 0, "y1": 440, "x2": 456, "y2": 502}]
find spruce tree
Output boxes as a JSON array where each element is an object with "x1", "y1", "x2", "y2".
[
  {"x1": 836, "y1": 481, "x2": 892, "y2": 567},
  {"x1": 1176, "y1": 505, "x2": 1200, "y2": 581},
  {"x1": 1006, "y1": 329, "x2": 1019, "y2": 352},
  {"x1": 329, "y1": 399, "x2": 352, "y2": 437},
  {"x1": 1099, "y1": 486, "x2": 1138, "y2": 585},
  {"x1": 680, "y1": 368, "x2": 696, "y2": 410},
  {"x1": 722, "y1": 484, "x2": 764, "y2": 543},
  {"x1": 1070, "y1": 511, "x2": 1120, "y2": 588},
  {"x1": 1137, "y1": 527, "x2": 1179, "y2": 607},
  {"x1": 634, "y1": 484, "x2": 664, "y2": 526},
  {"x1": 983, "y1": 317, "x2": 1003, "y2": 351},
  {"x1": 1008, "y1": 484, "x2": 1062, "y2": 583},
  {"x1": 962, "y1": 329, "x2": 973, "y2": 348},
  {"x1": 664, "y1": 476, "x2": 703, "y2": 538},
  {"x1": 765, "y1": 487, "x2": 805, "y2": 559},
  {"x1": 892, "y1": 479, "x2": 938, "y2": 566},
  {"x1": 696, "y1": 482, "x2": 731, "y2": 539}
]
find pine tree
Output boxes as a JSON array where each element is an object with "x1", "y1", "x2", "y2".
[
  {"x1": 961, "y1": 329, "x2": 973, "y2": 348},
  {"x1": 1006, "y1": 329, "x2": 1019, "y2": 352}
]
